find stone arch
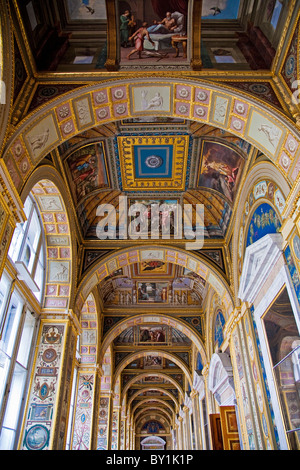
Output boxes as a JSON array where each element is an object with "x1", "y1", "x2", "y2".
[
  {"x1": 19, "y1": 166, "x2": 75, "y2": 310},
  {"x1": 127, "y1": 387, "x2": 179, "y2": 414},
  {"x1": 99, "y1": 312, "x2": 206, "y2": 368},
  {"x1": 232, "y1": 160, "x2": 291, "y2": 301},
  {"x1": 132, "y1": 398, "x2": 175, "y2": 418},
  {"x1": 3, "y1": 78, "x2": 300, "y2": 195},
  {"x1": 121, "y1": 372, "x2": 184, "y2": 404},
  {"x1": 76, "y1": 245, "x2": 234, "y2": 319},
  {"x1": 112, "y1": 350, "x2": 193, "y2": 389},
  {"x1": 134, "y1": 407, "x2": 173, "y2": 429}
]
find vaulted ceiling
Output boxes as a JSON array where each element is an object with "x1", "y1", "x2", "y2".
[{"x1": 8, "y1": 0, "x2": 295, "y2": 443}]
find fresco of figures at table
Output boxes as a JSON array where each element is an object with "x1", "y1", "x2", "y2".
[{"x1": 118, "y1": 0, "x2": 189, "y2": 66}]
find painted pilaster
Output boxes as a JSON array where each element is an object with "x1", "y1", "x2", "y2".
[
  {"x1": 227, "y1": 306, "x2": 276, "y2": 450},
  {"x1": 111, "y1": 406, "x2": 121, "y2": 450},
  {"x1": 71, "y1": 365, "x2": 101, "y2": 450},
  {"x1": 19, "y1": 313, "x2": 79, "y2": 450}
]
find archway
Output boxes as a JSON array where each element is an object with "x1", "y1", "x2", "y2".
[
  {"x1": 112, "y1": 349, "x2": 193, "y2": 389},
  {"x1": 76, "y1": 245, "x2": 234, "y2": 319},
  {"x1": 121, "y1": 372, "x2": 184, "y2": 404},
  {"x1": 2, "y1": 78, "x2": 299, "y2": 199},
  {"x1": 134, "y1": 407, "x2": 173, "y2": 429},
  {"x1": 132, "y1": 398, "x2": 175, "y2": 418},
  {"x1": 127, "y1": 387, "x2": 179, "y2": 413},
  {"x1": 20, "y1": 166, "x2": 76, "y2": 310}
]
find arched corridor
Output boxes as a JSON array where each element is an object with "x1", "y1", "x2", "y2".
[{"x1": 0, "y1": 0, "x2": 300, "y2": 452}]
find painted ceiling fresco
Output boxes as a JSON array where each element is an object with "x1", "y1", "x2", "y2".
[
  {"x1": 16, "y1": 0, "x2": 289, "y2": 74},
  {"x1": 98, "y1": 261, "x2": 207, "y2": 308},
  {"x1": 60, "y1": 125, "x2": 247, "y2": 241},
  {"x1": 7, "y1": 0, "x2": 298, "y2": 451}
]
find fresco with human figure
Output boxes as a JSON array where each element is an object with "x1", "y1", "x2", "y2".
[
  {"x1": 65, "y1": 142, "x2": 109, "y2": 204},
  {"x1": 197, "y1": 140, "x2": 245, "y2": 203},
  {"x1": 118, "y1": 0, "x2": 189, "y2": 65}
]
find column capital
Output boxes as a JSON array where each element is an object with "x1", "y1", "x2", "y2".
[{"x1": 67, "y1": 309, "x2": 82, "y2": 335}]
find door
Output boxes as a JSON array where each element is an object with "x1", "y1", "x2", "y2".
[{"x1": 220, "y1": 406, "x2": 240, "y2": 450}]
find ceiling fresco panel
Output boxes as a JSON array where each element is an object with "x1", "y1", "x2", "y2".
[
  {"x1": 118, "y1": 0, "x2": 190, "y2": 68},
  {"x1": 196, "y1": 140, "x2": 245, "y2": 204},
  {"x1": 65, "y1": 142, "x2": 110, "y2": 205}
]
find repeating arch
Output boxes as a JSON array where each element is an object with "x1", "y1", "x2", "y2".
[
  {"x1": 131, "y1": 398, "x2": 175, "y2": 419},
  {"x1": 76, "y1": 245, "x2": 234, "y2": 318},
  {"x1": 99, "y1": 312, "x2": 206, "y2": 368},
  {"x1": 127, "y1": 387, "x2": 179, "y2": 413},
  {"x1": 134, "y1": 407, "x2": 173, "y2": 428},
  {"x1": 121, "y1": 372, "x2": 184, "y2": 403},
  {"x1": 112, "y1": 350, "x2": 193, "y2": 389}
]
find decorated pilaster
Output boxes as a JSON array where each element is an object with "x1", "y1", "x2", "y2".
[
  {"x1": 111, "y1": 406, "x2": 121, "y2": 450},
  {"x1": 226, "y1": 304, "x2": 279, "y2": 450},
  {"x1": 120, "y1": 415, "x2": 127, "y2": 450},
  {"x1": 97, "y1": 390, "x2": 114, "y2": 450},
  {"x1": 19, "y1": 311, "x2": 80, "y2": 450},
  {"x1": 71, "y1": 365, "x2": 101, "y2": 450}
]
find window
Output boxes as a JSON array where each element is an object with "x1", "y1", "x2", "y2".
[
  {"x1": 270, "y1": 0, "x2": 283, "y2": 29},
  {"x1": 0, "y1": 275, "x2": 38, "y2": 449},
  {"x1": 0, "y1": 309, "x2": 37, "y2": 450},
  {"x1": 65, "y1": 367, "x2": 78, "y2": 450},
  {"x1": 0, "y1": 192, "x2": 44, "y2": 449},
  {"x1": 8, "y1": 194, "x2": 45, "y2": 303},
  {"x1": 0, "y1": 285, "x2": 23, "y2": 407}
]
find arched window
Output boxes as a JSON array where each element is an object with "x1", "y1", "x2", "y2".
[
  {"x1": 8, "y1": 194, "x2": 45, "y2": 303},
  {"x1": 0, "y1": 193, "x2": 45, "y2": 449}
]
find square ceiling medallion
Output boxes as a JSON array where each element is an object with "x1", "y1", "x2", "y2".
[{"x1": 117, "y1": 135, "x2": 190, "y2": 191}]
